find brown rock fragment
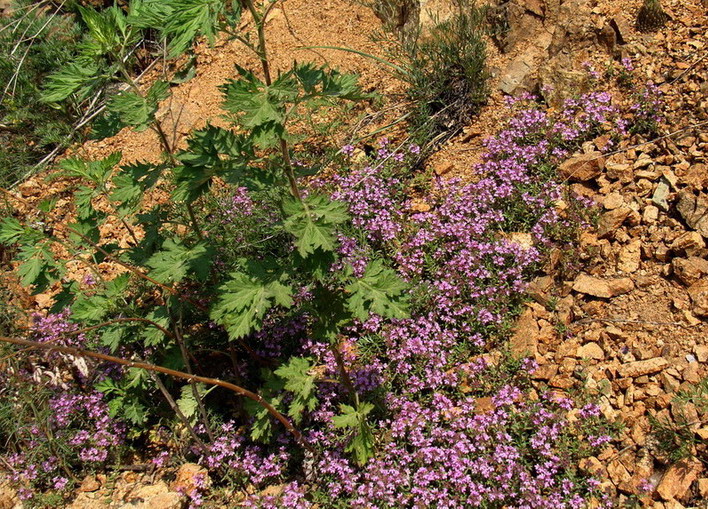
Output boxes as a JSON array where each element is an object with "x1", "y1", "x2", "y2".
[
  {"x1": 558, "y1": 152, "x2": 605, "y2": 181},
  {"x1": 688, "y1": 280, "x2": 708, "y2": 317},
  {"x1": 671, "y1": 257, "x2": 708, "y2": 286},
  {"x1": 618, "y1": 358, "x2": 669, "y2": 378},
  {"x1": 677, "y1": 190, "x2": 708, "y2": 238},
  {"x1": 598, "y1": 207, "x2": 631, "y2": 238},
  {"x1": 577, "y1": 342, "x2": 604, "y2": 360},
  {"x1": 656, "y1": 459, "x2": 702, "y2": 501}
]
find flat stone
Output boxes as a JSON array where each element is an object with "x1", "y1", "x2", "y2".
[
  {"x1": 577, "y1": 342, "x2": 605, "y2": 360},
  {"x1": 573, "y1": 274, "x2": 634, "y2": 298},
  {"x1": 608, "y1": 278, "x2": 635, "y2": 296},
  {"x1": 672, "y1": 257, "x2": 708, "y2": 286},
  {"x1": 510, "y1": 308, "x2": 539, "y2": 357},
  {"x1": 657, "y1": 459, "x2": 702, "y2": 501},
  {"x1": 559, "y1": 152, "x2": 605, "y2": 181},
  {"x1": 573, "y1": 274, "x2": 613, "y2": 298},
  {"x1": 670, "y1": 231, "x2": 706, "y2": 253},
  {"x1": 643, "y1": 204, "x2": 660, "y2": 223},
  {"x1": 677, "y1": 190, "x2": 708, "y2": 238},
  {"x1": 618, "y1": 358, "x2": 669, "y2": 378},
  {"x1": 688, "y1": 279, "x2": 708, "y2": 317},
  {"x1": 652, "y1": 181, "x2": 671, "y2": 211},
  {"x1": 617, "y1": 239, "x2": 641, "y2": 273},
  {"x1": 598, "y1": 208, "x2": 631, "y2": 238},
  {"x1": 603, "y1": 192, "x2": 624, "y2": 210}
]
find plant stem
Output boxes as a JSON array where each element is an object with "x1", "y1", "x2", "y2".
[
  {"x1": 150, "y1": 372, "x2": 211, "y2": 455},
  {"x1": 174, "y1": 314, "x2": 215, "y2": 442},
  {"x1": 186, "y1": 202, "x2": 204, "y2": 241},
  {"x1": 241, "y1": 0, "x2": 302, "y2": 200},
  {"x1": 331, "y1": 341, "x2": 360, "y2": 407},
  {"x1": 0, "y1": 334, "x2": 315, "y2": 453}
]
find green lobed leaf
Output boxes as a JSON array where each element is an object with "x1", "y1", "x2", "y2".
[
  {"x1": 146, "y1": 239, "x2": 214, "y2": 284},
  {"x1": 345, "y1": 260, "x2": 410, "y2": 322},
  {"x1": 0, "y1": 218, "x2": 25, "y2": 244},
  {"x1": 282, "y1": 194, "x2": 349, "y2": 257},
  {"x1": 210, "y1": 267, "x2": 294, "y2": 340},
  {"x1": 274, "y1": 357, "x2": 318, "y2": 424}
]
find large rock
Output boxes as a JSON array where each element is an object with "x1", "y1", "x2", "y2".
[
  {"x1": 677, "y1": 190, "x2": 708, "y2": 238},
  {"x1": 618, "y1": 358, "x2": 669, "y2": 378},
  {"x1": 657, "y1": 459, "x2": 702, "y2": 501},
  {"x1": 617, "y1": 239, "x2": 641, "y2": 273},
  {"x1": 171, "y1": 463, "x2": 211, "y2": 495},
  {"x1": 688, "y1": 279, "x2": 708, "y2": 317},
  {"x1": 573, "y1": 274, "x2": 634, "y2": 299},
  {"x1": 672, "y1": 257, "x2": 708, "y2": 286},
  {"x1": 597, "y1": 208, "x2": 631, "y2": 238},
  {"x1": 510, "y1": 307, "x2": 539, "y2": 356},
  {"x1": 558, "y1": 152, "x2": 605, "y2": 181}
]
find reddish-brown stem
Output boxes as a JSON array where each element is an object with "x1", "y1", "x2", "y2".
[{"x1": 0, "y1": 335, "x2": 315, "y2": 453}]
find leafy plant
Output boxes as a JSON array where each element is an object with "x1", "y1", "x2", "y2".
[
  {"x1": 636, "y1": 0, "x2": 669, "y2": 32},
  {"x1": 0, "y1": 0, "x2": 83, "y2": 186},
  {"x1": 395, "y1": 0, "x2": 488, "y2": 147},
  {"x1": 2, "y1": 0, "x2": 408, "y2": 471}
]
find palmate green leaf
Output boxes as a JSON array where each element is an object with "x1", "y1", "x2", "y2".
[
  {"x1": 173, "y1": 125, "x2": 253, "y2": 203},
  {"x1": 41, "y1": 61, "x2": 99, "y2": 103},
  {"x1": 293, "y1": 63, "x2": 364, "y2": 100},
  {"x1": 220, "y1": 65, "x2": 297, "y2": 138},
  {"x1": 176, "y1": 383, "x2": 207, "y2": 423},
  {"x1": 144, "y1": 306, "x2": 170, "y2": 346},
  {"x1": 162, "y1": 0, "x2": 230, "y2": 58},
  {"x1": 210, "y1": 267, "x2": 294, "y2": 340},
  {"x1": 243, "y1": 369, "x2": 285, "y2": 442},
  {"x1": 282, "y1": 194, "x2": 349, "y2": 257},
  {"x1": 332, "y1": 402, "x2": 375, "y2": 465},
  {"x1": 78, "y1": 5, "x2": 121, "y2": 55},
  {"x1": 17, "y1": 256, "x2": 45, "y2": 288},
  {"x1": 58, "y1": 152, "x2": 122, "y2": 185},
  {"x1": 107, "y1": 81, "x2": 170, "y2": 132},
  {"x1": 110, "y1": 162, "x2": 162, "y2": 216},
  {"x1": 274, "y1": 357, "x2": 318, "y2": 424},
  {"x1": 345, "y1": 260, "x2": 410, "y2": 322},
  {"x1": 16, "y1": 243, "x2": 58, "y2": 292},
  {"x1": 0, "y1": 218, "x2": 25, "y2": 244},
  {"x1": 146, "y1": 239, "x2": 214, "y2": 284},
  {"x1": 72, "y1": 295, "x2": 110, "y2": 322}
]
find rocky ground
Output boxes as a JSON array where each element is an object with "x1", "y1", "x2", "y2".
[{"x1": 1, "y1": 0, "x2": 707, "y2": 507}]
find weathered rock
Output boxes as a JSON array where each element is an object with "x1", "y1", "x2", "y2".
[
  {"x1": 688, "y1": 279, "x2": 708, "y2": 317},
  {"x1": 171, "y1": 463, "x2": 211, "y2": 496},
  {"x1": 510, "y1": 308, "x2": 539, "y2": 356},
  {"x1": 698, "y1": 478, "x2": 708, "y2": 499},
  {"x1": 656, "y1": 459, "x2": 702, "y2": 501},
  {"x1": 79, "y1": 475, "x2": 101, "y2": 493},
  {"x1": 598, "y1": 208, "x2": 631, "y2": 238},
  {"x1": 499, "y1": 52, "x2": 536, "y2": 95},
  {"x1": 695, "y1": 345, "x2": 708, "y2": 363},
  {"x1": 671, "y1": 257, "x2": 708, "y2": 286},
  {"x1": 670, "y1": 231, "x2": 706, "y2": 253},
  {"x1": 577, "y1": 342, "x2": 604, "y2": 360},
  {"x1": 0, "y1": 480, "x2": 18, "y2": 509},
  {"x1": 608, "y1": 277, "x2": 635, "y2": 296},
  {"x1": 676, "y1": 190, "x2": 708, "y2": 238},
  {"x1": 558, "y1": 152, "x2": 605, "y2": 181},
  {"x1": 652, "y1": 180, "x2": 671, "y2": 211},
  {"x1": 603, "y1": 192, "x2": 624, "y2": 210},
  {"x1": 121, "y1": 482, "x2": 185, "y2": 509},
  {"x1": 618, "y1": 358, "x2": 669, "y2": 378},
  {"x1": 573, "y1": 274, "x2": 613, "y2": 298},
  {"x1": 572, "y1": 274, "x2": 634, "y2": 299},
  {"x1": 617, "y1": 239, "x2": 641, "y2": 273}
]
